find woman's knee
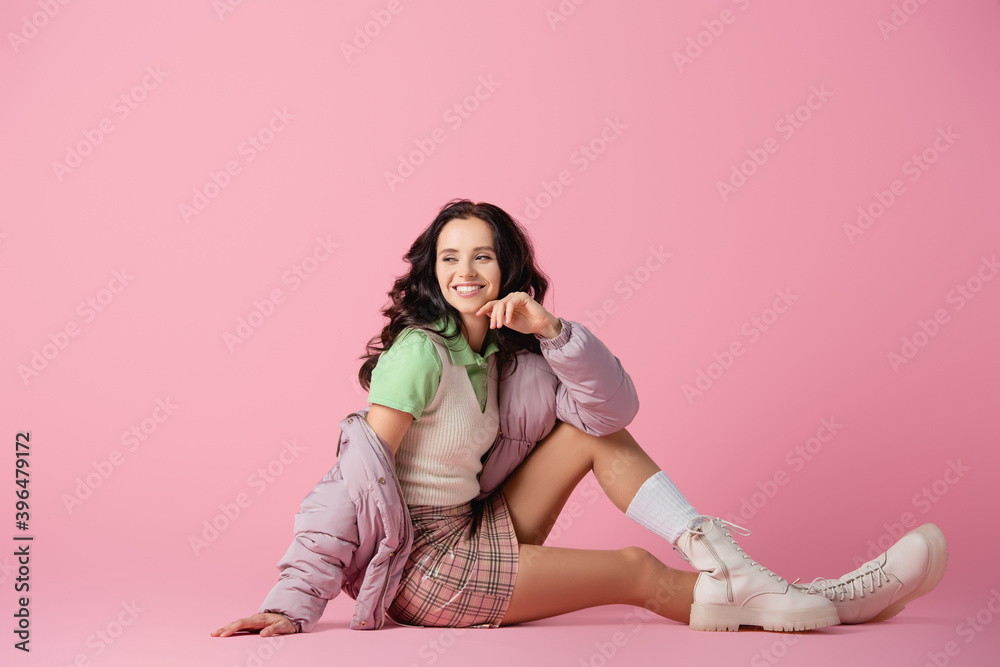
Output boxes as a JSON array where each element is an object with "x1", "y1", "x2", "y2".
[
  {"x1": 542, "y1": 421, "x2": 633, "y2": 458},
  {"x1": 618, "y1": 547, "x2": 687, "y2": 603},
  {"x1": 623, "y1": 546, "x2": 694, "y2": 612},
  {"x1": 588, "y1": 424, "x2": 635, "y2": 440},
  {"x1": 542, "y1": 420, "x2": 594, "y2": 446},
  {"x1": 618, "y1": 547, "x2": 660, "y2": 592},
  {"x1": 530, "y1": 421, "x2": 600, "y2": 466},
  {"x1": 619, "y1": 545, "x2": 656, "y2": 569}
]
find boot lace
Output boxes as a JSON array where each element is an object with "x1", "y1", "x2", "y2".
[
  {"x1": 673, "y1": 515, "x2": 783, "y2": 581},
  {"x1": 804, "y1": 561, "x2": 889, "y2": 601}
]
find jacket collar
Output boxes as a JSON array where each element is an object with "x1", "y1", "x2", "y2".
[{"x1": 432, "y1": 314, "x2": 500, "y2": 366}]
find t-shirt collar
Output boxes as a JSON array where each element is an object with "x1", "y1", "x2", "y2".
[{"x1": 432, "y1": 314, "x2": 500, "y2": 366}]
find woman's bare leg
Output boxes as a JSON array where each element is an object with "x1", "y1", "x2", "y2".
[
  {"x1": 500, "y1": 421, "x2": 697, "y2": 625},
  {"x1": 501, "y1": 544, "x2": 695, "y2": 625}
]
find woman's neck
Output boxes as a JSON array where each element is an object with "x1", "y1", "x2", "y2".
[{"x1": 459, "y1": 315, "x2": 487, "y2": 354}]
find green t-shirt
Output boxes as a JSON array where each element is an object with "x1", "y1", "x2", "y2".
[{"x1": 367, "y1": 315, "x2": 501, "y2": 420}]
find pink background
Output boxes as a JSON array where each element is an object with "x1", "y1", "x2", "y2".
[{"x1": 3, "y1": 1, "x2": 998, "y2": 665}]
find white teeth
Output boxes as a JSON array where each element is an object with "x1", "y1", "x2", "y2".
[{"x1": 456, "y1": 285, "x2": 482, "y2": 294}]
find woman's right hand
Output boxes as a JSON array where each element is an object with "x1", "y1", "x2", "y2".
[{"x1": 211, "y1": 612, "x2": 297, "y2": 638}]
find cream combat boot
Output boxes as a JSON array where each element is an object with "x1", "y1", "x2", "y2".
[
  {"x1": 674, "y1": 516, "x2": 840, "y2": 632},
  {"x1": 796, "y1": 523, "x2": 948, "y2": 624}
]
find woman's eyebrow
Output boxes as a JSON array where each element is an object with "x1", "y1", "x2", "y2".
[{"x1": 438, "y1": 246, "x2": 496, "y2": 255}]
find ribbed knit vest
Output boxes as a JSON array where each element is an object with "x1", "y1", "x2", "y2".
[{"x1": 393, "y1": 330, "x2": 500, "y2": 506}]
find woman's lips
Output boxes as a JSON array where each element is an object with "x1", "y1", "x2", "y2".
[{"x1": 453, "y1": 285, "x2": 484, "y2": 298}]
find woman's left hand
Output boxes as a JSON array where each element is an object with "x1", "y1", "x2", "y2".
[{"x1": 475, "y1": 291, "x2": 561, "y2": 339}]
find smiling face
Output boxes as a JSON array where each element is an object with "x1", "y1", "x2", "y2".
[{"x1": 435, "y1": 216, "x2": 502, "y2": 322}]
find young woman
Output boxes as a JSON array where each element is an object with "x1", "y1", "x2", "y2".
[{"x1": 213, "y1": 199, "x2": 947, "y2": 637}]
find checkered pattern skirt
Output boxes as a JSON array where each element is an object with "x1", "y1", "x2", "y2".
[{"x1": 387, "y1": 487, "x2": 520, "y2": 628}]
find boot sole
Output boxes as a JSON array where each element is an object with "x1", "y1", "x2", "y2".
[
  {"x1": 689, "y1": 602, "x2": 840, "y2": 632},
  {"x1": 868, "y1": 523, "x2": 948, "y2": 623}
]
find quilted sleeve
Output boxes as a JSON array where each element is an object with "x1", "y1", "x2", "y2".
[
  {"x1": 257, "y1": 466, "x2": 360, "y2": 633},
  {"x1": 533, "y1": 317, "x2": 640, "y2": 436}
]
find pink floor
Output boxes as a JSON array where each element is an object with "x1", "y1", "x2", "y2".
[{"x1": 21, "y1": 553, "x2": 997, "y2": 667}]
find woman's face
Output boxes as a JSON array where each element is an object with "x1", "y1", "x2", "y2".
[{"x1": 435, "y1": 216, "x2": 502, "y2": 320}]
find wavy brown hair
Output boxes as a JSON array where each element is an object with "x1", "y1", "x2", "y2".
[{"x1": 358, "y1": 198, "x2": 552, "y2": 390}]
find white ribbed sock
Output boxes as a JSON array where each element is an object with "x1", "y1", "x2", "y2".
[{"x1": 625, "y1": 470, "x2": 700, "y2": 545}]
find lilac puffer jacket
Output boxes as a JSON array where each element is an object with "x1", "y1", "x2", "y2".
[{"x1": 257, "y1": 317, "x2": 639, "y2": 631}]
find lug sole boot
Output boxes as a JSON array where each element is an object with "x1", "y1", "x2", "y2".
[
  {"x1": 675, "y1": 516, "x2": 840, "y2": 632},
  {"x1": 797, "y1": 523, "x2": 948, "y2": 624}
]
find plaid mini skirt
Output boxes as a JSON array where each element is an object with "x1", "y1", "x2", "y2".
[{"x1": 387, "y1": 486, "x2": 520, "y2": 628}]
